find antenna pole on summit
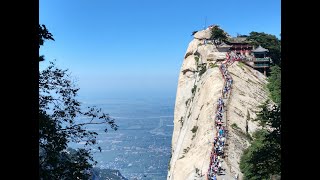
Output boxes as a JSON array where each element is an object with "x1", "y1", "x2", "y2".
[{"x1": 204, "y1": 16, "x2": 207, "y2": 30}]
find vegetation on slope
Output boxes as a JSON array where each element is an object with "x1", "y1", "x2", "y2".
[
  {"x1": 240, "y1": 62, "x2": 281, "y2": 179},
  {"x1": 267, "y1": 65, "x2": 281, "y2": 104},
  {"x1": 240, "y1": 102, "x2": 281, "y2": 180}
]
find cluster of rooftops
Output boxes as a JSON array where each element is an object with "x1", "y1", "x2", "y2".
[
  {"x1": 196, "y1": 25, "x2": 272, "y2": 75},
  {"x1": 217, "y1": 37, "x2": 271, "y2": 76}
]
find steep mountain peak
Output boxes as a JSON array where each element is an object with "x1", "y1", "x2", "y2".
[{"x1": 167, "y1": 31, "x2": 270, "y2": 180}]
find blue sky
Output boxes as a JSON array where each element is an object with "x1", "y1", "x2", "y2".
[{"x1": 40, "y1": 0, "x2": 280, "y2": 99}]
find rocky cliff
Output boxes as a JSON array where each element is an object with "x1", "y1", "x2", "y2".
[{"x1": 167, "y1": 28, "x2": 270, "y2": 180}]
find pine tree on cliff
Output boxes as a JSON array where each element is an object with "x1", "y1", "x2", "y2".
[{"x1": 210, "y1": 26, "x2": 228, "y2": 46}]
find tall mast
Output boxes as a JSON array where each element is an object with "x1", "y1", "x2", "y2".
[{"x1": 204, "y1": 16, "x2": 207, "y2": 30}]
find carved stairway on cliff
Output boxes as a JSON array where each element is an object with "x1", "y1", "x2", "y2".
[
  {"x1": 168, "y1": 51, "x2": 238, "y2": 180},
  {"x1": 206, "y1": 54, "x2": 236, "y2": 180}
]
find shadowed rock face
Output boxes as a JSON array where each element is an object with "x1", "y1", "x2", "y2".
[{"x1": 167, "y1": 32, "x2": 270, "y2": 180}]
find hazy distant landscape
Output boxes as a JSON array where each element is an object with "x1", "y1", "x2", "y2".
[
  {"x1": 70, "y1": 95, "x2": 175, "y2": 179},
  {"x1": 40, "y1": 0, "x2": 280, "y2": 179}
]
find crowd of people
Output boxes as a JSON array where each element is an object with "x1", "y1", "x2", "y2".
[
  {"x1": 226, "y1": 51, "x2": 247, "y2": 64},
  {"x1": 206, "y1": 58, "x2": 233, "y2": 180},
  {"x1": 221, "y1": 63, "x2": 233, "y2": 98}
]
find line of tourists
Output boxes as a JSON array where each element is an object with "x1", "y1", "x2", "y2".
[
  {"x1": 220, "y1": 63, "x2": 233, "y2": 98},
  {"x1": 226, "y1": 51, "x2": 246, "y2": 64},
  {"x1": 207, "y1": 58, "x2": 233, "y2": 180}
]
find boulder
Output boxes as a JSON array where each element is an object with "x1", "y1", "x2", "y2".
[{"x1": 193, "y1": 28, "x2": 212, "y2": 40}]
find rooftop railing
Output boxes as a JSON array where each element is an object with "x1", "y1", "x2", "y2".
[{"x1": 254, "y1": 57, "x2": 270, "y2": 61}]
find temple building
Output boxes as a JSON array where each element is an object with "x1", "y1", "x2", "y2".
[
  {"x1": 216, "y1": 42, "x2": 232, "y2": 52},
  {"x1": 251, "y1": 45, "x2": 271, "y2": 76},
  {"x1": 225, "y1": 37, "x2": 253, "y2": 56}
]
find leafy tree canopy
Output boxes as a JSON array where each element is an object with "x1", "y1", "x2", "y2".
[
  {"x1": 210, "y1": 26, "x2": 228, "y2": 45},
  {"x1": 39, "y1": 24, "x2": 55, "y2": 62},
  {"x1": 240, "y1": 102, "x2": 281, "y2": 180},
  {"x1": 39, "y1": 24, "x2": 118, "y2": 179},
  {"x1": 247, "y1": 32, "x2": 281, "y2": 67},
  {"x1": 267, "y1": 65, "x2": 281, "y2": 105}
]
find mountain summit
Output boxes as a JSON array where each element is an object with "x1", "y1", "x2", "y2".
[{"x1": 167, "y1": 27, "x2": 270, "y2": 180}]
